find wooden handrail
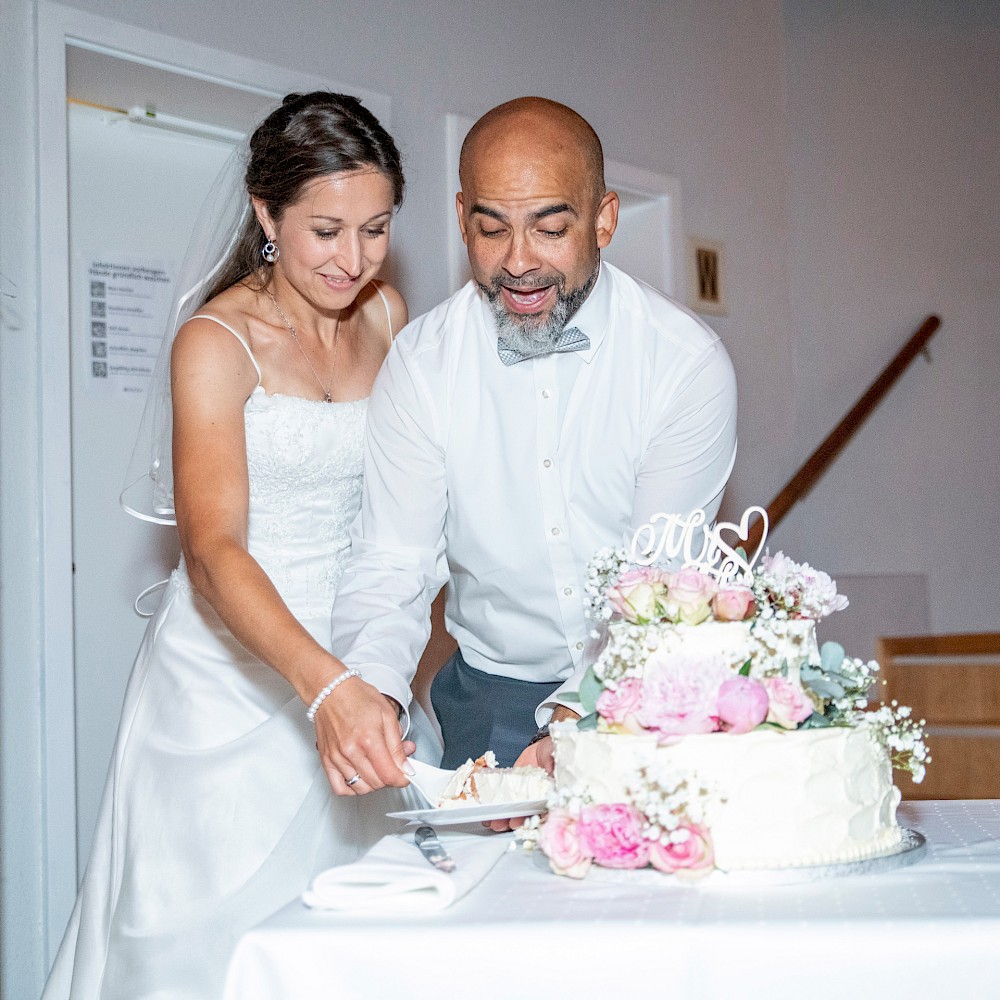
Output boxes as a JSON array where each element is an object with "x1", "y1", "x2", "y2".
[{"x1": 745, "y1": 313, "x2": 940, "y2": 553}]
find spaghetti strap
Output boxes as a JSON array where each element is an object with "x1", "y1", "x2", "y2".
[
  {"x1": 373, "y1": 282, "x2": 395, "y2": 346},
  {"x1": 190, "y1": 313, "x2": 263, "y2": 388}
]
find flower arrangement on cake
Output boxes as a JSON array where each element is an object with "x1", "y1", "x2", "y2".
[{"x1": 524, "y1": 508, "x2": 929, "y2": 880}]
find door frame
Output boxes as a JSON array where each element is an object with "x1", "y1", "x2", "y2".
[{"x1": 35, "y1": 0, "x2": 391, "y2": 960}]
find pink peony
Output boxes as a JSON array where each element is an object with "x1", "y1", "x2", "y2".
[
  {"x1": 577, "y1": 803, "x2": 650, "y2": 869},
  {"x1": 638, "y1": 651, "x2": 731, "y2": 737},
  {"x1": 648, "y1": 822, "x2": 715, "y2": 873},
  {"x1": 712, "y1": 586, "x2": 757, "y2": 622},
  {"x1": 757, "y1": 552, "x2": 848, "y2": 620},
  {"x1": 540, "y1": 808, "x2": 593, "y2": 879},
  {"x1": 607, "y1": 568, "x2": 670, "y2": 623},
  {"x1": 716, "y1": 675, "x2": 769, "y2": 733},
  {"x1": 596, "y1": 677, "x2": 645, "y2": 728},
  {"x1": 763, "y1": 675, "x2": 814, "y2": 728},
  {"x1": 665, "y1": 568, "x2": 718, "y2": 625}
]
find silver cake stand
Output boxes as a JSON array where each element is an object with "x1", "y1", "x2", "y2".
[{"x1": 531, "y1": 828, "x2": 927, "y2": 886}]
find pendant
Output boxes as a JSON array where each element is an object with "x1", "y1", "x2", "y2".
[{"x1": 324, "y1": 392, "x2": 333, "y2": 403}]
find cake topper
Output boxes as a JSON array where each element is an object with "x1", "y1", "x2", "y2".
[{"x1": 629, "y1": 505, "x2": 769, "y2": 587}]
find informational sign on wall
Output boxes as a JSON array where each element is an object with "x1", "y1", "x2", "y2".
[{"x1": 81, "y1": 257, "x2": 173, "y2": 396}]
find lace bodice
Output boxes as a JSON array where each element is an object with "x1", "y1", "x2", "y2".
[{"x1": 243, "y1": 388, "x2": 366, "y2": 618}]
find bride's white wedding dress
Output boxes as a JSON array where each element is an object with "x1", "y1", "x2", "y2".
[{"x1": 44, "y1": 316, "x2": 430, "y2": 999}]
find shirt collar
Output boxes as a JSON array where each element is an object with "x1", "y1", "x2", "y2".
[{"x1": 564, "y1": 261, "x2": 610, "y2": 364}]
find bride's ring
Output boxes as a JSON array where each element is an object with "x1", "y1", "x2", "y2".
[{"x1": 345, "y1": 773, "x2": 361, "y2": 787}]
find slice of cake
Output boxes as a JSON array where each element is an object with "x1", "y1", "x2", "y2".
[{"x1": 437, "y1": 751, "x2": 553, "y2": 808}]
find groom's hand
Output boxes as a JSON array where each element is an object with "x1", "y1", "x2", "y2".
[
  {"x1": 483, "y1": 706, "x2": 580, "y2": 832},
  {"x1": 314, "y1": 677, "x2": 412, "y2": 796}
]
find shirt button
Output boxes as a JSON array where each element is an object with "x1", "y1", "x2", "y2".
[
  {"x1": 563, "y1": 587, "x2": 573, "y2": 596},
  {"x1": 542, "y1": 459, "x2": 552, "y2": 468},
  {"x1": 551, "y1": 527, "x2": 561, "y2": 536},
  {"x1": 575, "y1": 641, "x2": 585, "y2": 651},
  {"x1": 541, "y1": 389, "x2": 552, "y2": 399}
]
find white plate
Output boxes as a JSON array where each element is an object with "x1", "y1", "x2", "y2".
[{"x1": 387, "y1": 800, "x2": 548, "y2": 825}]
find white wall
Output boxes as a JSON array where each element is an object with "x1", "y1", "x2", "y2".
[
  {"x1": 778, "y1": 0, "x2": 1000, "y2": 631},
  {"x1": 3, "y1": 0, "x2": 997, "y2": 994}
]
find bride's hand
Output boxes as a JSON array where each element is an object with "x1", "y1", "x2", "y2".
[{"x1": 313, "y1": 676, "x2": 413, "y2": 796}]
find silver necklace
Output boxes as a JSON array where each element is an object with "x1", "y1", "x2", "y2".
[{"x1": 265, "y1": 287, "x2": 338, "y2": 403}]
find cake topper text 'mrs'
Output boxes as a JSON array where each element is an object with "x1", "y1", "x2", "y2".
[{"x1": 630, "y1": 506, "x2": 769, "y2": 587}]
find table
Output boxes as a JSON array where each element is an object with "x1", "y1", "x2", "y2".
[{"x1": 224, "y1": 801, "x2": 1000, "y2": 999}]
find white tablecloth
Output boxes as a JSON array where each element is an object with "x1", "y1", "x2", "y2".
[{"x1": 224, "y1": 801, "x2": 1000, "y2": 999}]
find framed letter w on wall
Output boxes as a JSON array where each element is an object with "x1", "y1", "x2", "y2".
[{"x1": 689, "y1": 236, "x2": 727, "y2": 316}]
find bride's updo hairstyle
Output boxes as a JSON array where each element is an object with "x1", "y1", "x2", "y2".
[{"x1": 202, "y1": 91, "x2": 405, "y2": 303}]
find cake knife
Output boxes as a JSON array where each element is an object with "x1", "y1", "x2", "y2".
[{"x1": 414, "y1": 826, "x2": 456, "y2": 873}]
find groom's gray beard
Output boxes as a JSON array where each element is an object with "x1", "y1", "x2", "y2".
[{"x1": 479, "y1": 264, "x2": 598, "y2": 355}]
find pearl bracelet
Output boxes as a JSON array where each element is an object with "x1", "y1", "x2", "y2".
[{"x1": 306, "y1": 668, "x2": 361, "y2": 722}]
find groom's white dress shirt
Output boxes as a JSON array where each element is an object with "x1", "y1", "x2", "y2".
[{"x1": 330, "y1": 262, "x2": 737, "y2": 727}]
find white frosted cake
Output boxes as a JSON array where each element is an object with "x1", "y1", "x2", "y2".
[
  {"x1": 551, "y1": 723, "x2": 902, "y2": 870},
  {"x1": 531, "y1": 508, "x2": 928, "y2": 879}
]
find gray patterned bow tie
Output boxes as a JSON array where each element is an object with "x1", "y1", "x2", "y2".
[{"x1": 496, "y1": 326, "x2": 591, "y2": 367}]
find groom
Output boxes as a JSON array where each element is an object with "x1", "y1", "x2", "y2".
[{"x1": 330, "y1": 96, "x2": 737, "y2": 778}]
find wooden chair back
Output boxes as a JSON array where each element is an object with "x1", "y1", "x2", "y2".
[{"x1": 876, "y1": 633, "x2": 1000, "y2": 799}]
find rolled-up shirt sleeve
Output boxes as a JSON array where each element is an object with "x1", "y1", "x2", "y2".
[{"x1": 330, "y1": 339, "x2": 449, "y2": 719}]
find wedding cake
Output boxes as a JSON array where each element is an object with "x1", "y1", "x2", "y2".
[{"x1": 531, "y1": 508, "x2": 929, "y2": 878}]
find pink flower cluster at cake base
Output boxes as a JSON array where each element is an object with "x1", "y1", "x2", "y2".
[{"x1": 539, "y1": 805, "x2": 714, "y2": 879}]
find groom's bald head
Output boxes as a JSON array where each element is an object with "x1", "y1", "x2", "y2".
[{"x1": 459, "y1": 96, "x2": 606, "y2": 205}]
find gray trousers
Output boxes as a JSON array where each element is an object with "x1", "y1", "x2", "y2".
[{"x1": 430, "y1": 649, "x2": 562, "y2": 769}]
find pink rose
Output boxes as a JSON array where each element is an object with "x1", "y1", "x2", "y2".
[
  {"x1": 665, "y1": 568, "x2": 718, "y2": 625},
  {"x1": 540, "y1": 808, "x2": 592, "y2": 879},
  {"x1": 577, "y1": 803, "x2": 650, "y2": 869},
  {"x1": 716, "y1": 675, "x2": 769, "y2": 733},
  {"x1": 763, "y1": 675, "x2": 814, "y2": 729},
  {"x1": 607, "y1": 568, "x2": 669, "y2": 623},
  {"x1": 596, "y1": 677, "x2": 645, "y2": 728},
  {"x1": 638, "y1": 651, "x2": 731, "y2": 737},
  {"x1": 648, "y1": 822, "x2": 714, "y2": 873},
  {"x1": 712, "y1": 586, "x2": 757, "y2": 622}
]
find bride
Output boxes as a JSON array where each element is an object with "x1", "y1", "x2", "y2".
[{"x1": 44, "y1": 91, "x2": 430, "y2": 999}]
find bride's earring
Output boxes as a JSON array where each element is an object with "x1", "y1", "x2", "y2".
[{"x1": 262, "y1": 239, "x2": 279, "y2": 264}]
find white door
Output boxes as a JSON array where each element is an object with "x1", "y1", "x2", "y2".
[{"x1": 67, "y1": 100, "x2": 240, "y2": 867}]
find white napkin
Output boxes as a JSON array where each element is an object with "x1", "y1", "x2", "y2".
[{"x1": 302, "y1": 831, "x2": 511, "y2": 914}]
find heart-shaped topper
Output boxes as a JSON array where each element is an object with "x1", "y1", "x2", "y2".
[
  {"x1": 702, "y1": 506, "x2": 768, "y2": 586},
  {"x1": 630, "y1": 505, "x2": 768, "y2": 587}
]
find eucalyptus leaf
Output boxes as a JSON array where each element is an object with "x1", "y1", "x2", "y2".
[
  {"x1": 803, "y1": 675, "x2": 846, "y2": 701},
  {"x1": 738, "y1": 659, "x2": 752, "y2": 677},
  {"x1": 578, "y1": 666, "x2": 603, "y2": 715},
  {"x1": 560, "y1": 691, "x2": 582, "y2": 704},
  {"x1": 576, "y1": 711, "x2": 599, "y2": 731},
  {"x1": 820, "y1": 641, "x2": 846, "y2": 672},
  {"x1": 800, "y1": 711, "x2": 832, "y2": 729}
]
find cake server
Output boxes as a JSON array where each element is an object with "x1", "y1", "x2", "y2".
[
  {"x1": 404, "y1": 758, "x2": 456, "y2": 807},
  {"x1": 414, "y1": 826, "x2": 456, "y2": 873}
]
